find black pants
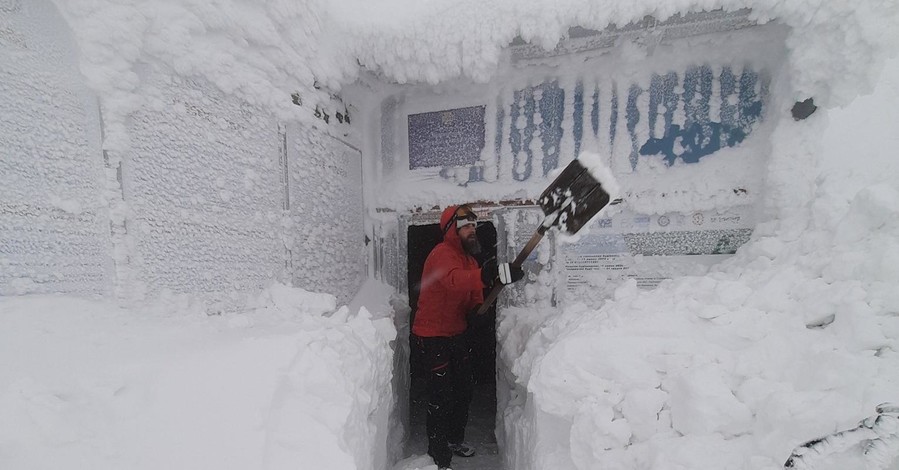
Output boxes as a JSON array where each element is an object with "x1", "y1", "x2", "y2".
[{"x1": 413, "y1": 334, "x2": 473, "y2": 468}]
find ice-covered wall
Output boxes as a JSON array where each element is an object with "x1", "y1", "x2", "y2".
[
  {"x1": 372, "y1": 17, "x2": 784, "y2": 212},
  {"x1": 1, "y1": 0, "x2": 366, "y2": 308},
  {"x1": 118, "y1": 68, "x2": 285, "y2": 305},
  {"x1": 286, "y1": 123, "x2": 365, "y2": 303},
  {"x1": 0, "y1": 0, "x2": 110, "y2": 296},
  {"x1": 370, "y1": 17, "x2": 789, "y2": 301}
]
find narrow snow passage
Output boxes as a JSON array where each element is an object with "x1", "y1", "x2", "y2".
[{"x1": 401, "y1": 383, "x2": 502, "y2": 470}]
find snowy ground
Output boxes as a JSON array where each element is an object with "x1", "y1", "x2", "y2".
[{"x1": 0, "y1": 282, "x2": 398, "y2": 470}]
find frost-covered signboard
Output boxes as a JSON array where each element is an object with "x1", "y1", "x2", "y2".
[
  {"x1": 383, "y1": 18, "x2": 778, "y2": 301},
  {"x1": 407, "y1": 105, "x2": 486, "y2": 171},
  {"x1": 565, "y1": 206, "x2": 755, "y2": 293},
  {"x1": 392, "y1": 66, "x2": 767, "y2": 195},
  {"x1": 403, "y1": 66, "x2": 767, "y2": 185}
]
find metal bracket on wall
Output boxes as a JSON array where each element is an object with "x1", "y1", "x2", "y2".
[
  {"x1": 278, "y1": 123, "x2": 293, "y2": 275},
  {"x1": 97, "y1": 100, "x2": 131, "y2": 299}
]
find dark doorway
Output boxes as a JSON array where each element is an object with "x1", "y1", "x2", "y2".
[{"x1": 406, "y1": 221, "x2": 499, "y2": 462}]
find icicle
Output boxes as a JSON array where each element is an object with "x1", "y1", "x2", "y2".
[
  {"x1": 512, "y1": 85, "x2": 530, "y2": 181},
  {"x1": 609, "y1": 80, "x2": 632, "y2": 173},
  {"x1": 710, "y1": 64, "x2": 722, "y2": 125},
  {"x1": 530, "y1": 84, "x2": 545, "y2": 180},
  {"x1": 625, "y1": 83, "x2": 644, "y2": 171},
  {"x1": 498, "y1": 86, "x2": 514, "y2": 183},
  {"x1": 635, "y1": 79, "x2": 651, "y2": 160},
  {"x1": 558, "y1": 76, "x2": 578, "y2": 169},
  {"x1": 481, "y1": 93, "x2": 499, "y2": 182}
]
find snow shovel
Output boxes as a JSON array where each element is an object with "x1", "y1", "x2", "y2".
[{"x1": 475, "y1": 157, "x2": 617, "y2": 315}]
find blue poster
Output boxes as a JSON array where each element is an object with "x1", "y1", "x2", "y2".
[{"x1": 408, "y1": 106, "x2": 486, "y2": 170}]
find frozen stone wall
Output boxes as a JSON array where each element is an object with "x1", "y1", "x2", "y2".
[{"x1": 0, "y1": 0, "x2": 110, "y2": 296}]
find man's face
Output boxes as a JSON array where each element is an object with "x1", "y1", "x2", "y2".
[{"x1": 458, "y1": 223, "x2": 481, "y2": 255}]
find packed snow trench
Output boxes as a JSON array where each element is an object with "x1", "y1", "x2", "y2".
[{"x1": 2, "y1": 0, "x2": 899, "y2": 469}]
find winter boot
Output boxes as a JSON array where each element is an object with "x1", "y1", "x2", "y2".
[{"x1": 448, "y1": 442, "x2": 475, "y2": 457}]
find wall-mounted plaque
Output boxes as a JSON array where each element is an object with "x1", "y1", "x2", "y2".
[{"x1": 408, "y1": 105, "x2": 485, "y2": 170}]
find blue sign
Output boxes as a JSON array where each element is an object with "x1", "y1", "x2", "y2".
[
  {"x1": 634, "y1": 66, "x2": 766, "y2": 168},
  {"x1": 408, "y1": 106, "x2": 486, "y2": 170},
  {"x1": 507, "y1": 81, "x2": 565, "y2": 180},
  {"x1": 411, "y1": 65, "x2": 768, "y2": 183}
]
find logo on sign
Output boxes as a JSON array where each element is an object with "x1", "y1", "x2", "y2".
[
  {"x1": 441, "y1": 112, "x2": 455, "y2": 125},
  {"x1": 658, "y1": 216, "x2": 670, "y2": 227},
  {"x1": 692, "y1": 213, "x2": 704, "y2": 225}
]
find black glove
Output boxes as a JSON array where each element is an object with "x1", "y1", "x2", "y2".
[
  {"x1": 497, "y1": 262, "x2": 524, "y2": 285},
  {"x1": 467, "y1": 305, "x2": 491, "y2": 329},
  {"x1": 480, "y1": 258, "x2": 498, "y2": 286}
]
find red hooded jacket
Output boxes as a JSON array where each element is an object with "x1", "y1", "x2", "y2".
[{"x1": 412, "y1": 205, "x2": 486, "y2": 337}]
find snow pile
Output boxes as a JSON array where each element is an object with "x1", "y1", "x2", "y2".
[
  {"x1": 496, "y1": 60, "x2": 899, "y2": 469},
  {"x1": 0, "y1": 283, "x2": 397, "y2": 470}
]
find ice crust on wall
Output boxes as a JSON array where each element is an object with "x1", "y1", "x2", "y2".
[
  {"x1": 371, "y1": 23, "x2": 782, "y2": 213},
  {"x1": 1, "y1": 0, "x2": 367, "y2": 307},
  {"x1": 287, "y1": 124, "x2": 366, "y2": 303},
  {"x1": 0, "y1": 0, "x2": 109, "y2": 296},
  {"x1": 122, "y1": 69, "x2": 285, "y2": 304},
  {"x1": 116, "y1": 86, "x2": 364, "y2": 307}
]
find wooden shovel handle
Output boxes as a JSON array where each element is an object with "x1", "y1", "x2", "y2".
[{"x1": 475, "y1": 226, "x2": 548, "y2": 315}]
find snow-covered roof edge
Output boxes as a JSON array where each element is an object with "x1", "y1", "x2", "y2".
[
  {"x1": 338, "y1": 0, "x2": 898, "y2": 107},
  {"x1": 49, "y1": 0, "x2": 899, "y2": 151}
]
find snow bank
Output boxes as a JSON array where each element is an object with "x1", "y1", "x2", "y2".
[
  {"x1": 496, "y1": 59, "x2": 899, "y2": 470},
  {"x1": 0, "y1": 283, "x2": 397, "y2": 470}
]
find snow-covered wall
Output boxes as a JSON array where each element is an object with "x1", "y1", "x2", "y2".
[
  {"x1": 0, "y1": 0, "x2": 110, "y2": 296},
  {"x1": 373, "y1": 13, "x2": 781, "y2": 211},
  {"x1": 369, "y1": 16, "x2": 789, "y2": 307},
  {"x1": 118, "y1": 68, "x2": 285, "y2": 303},
  {"x1": 287, "y1": 122, "x2": 366, "y2": 303},
  {"x1": 1, "y1": 0, "x2": 366, "y2": 308}
]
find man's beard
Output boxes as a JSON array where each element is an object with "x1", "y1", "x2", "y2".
[{"x1": 462, "y1": 233, "x2": 482, "y2": 255}]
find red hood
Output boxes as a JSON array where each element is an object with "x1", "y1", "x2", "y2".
[{"x1": 440, "y1": 205, "x2": 463, "y2": 249}]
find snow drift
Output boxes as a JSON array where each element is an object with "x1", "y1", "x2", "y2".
[{"x1": 0, "y1": 283, "x2": 398, "y2": 470}]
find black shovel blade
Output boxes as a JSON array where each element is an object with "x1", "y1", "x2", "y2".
[{"x1": 538, "y1": 158, "x2": 612, "y2": 234}]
